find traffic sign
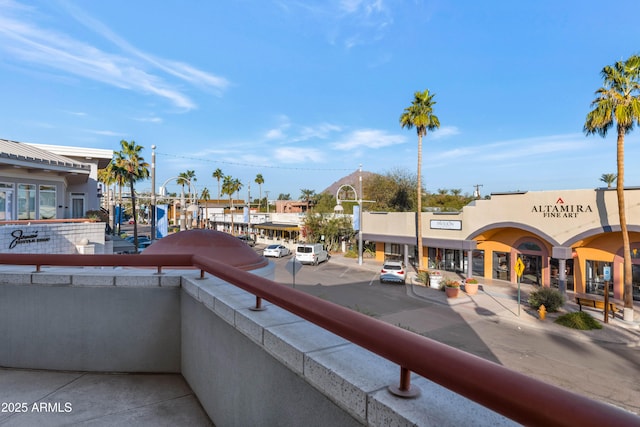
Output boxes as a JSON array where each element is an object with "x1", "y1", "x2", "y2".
[
  {"x1": 515, "y1": 258, "x2": 525, "y2": 278},
  {"x1": 286, "y1": 257, "x2": 302, "y2": 276}
]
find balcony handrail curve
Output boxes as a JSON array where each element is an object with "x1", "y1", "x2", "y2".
[{"x1": 2, "y1": 253, "x2": 638, "y2": 427}]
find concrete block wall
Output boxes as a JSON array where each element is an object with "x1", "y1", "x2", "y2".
[{"x1": 0, "y1": 222, "x2": 106, "y2": 254}]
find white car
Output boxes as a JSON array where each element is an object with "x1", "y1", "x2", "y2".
[
  {"x1": 380, "y1": 261, "x2": 406, "y2": 284},
  {"x1": 263, "y1": 244, "x2": 291, "y2": 258}
]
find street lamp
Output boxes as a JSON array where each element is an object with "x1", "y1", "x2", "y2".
[
  {"x1": 150, "y1": 145, "x2": 156, "y2": 240},
  {"x1": 159, "y1": 176, "x2": 197, "y2": 231},
  {"x1": 334, "y1": 183, "x2": 363, "y2": 265}
]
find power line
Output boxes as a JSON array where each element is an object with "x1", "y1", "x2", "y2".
[{"x1": 156, "y1": 152, "x2": 353, "y2": 172}]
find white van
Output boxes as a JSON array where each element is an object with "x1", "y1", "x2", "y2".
[{"x1": 295, "y1": 243, "x2": 329, "y2": 265}]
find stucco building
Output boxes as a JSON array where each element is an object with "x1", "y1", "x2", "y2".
[{"x1": 363, "y1": 188, "x2": 640, "y2": 304}]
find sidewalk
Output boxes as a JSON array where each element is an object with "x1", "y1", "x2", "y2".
[{"x1": 329, "y1": 255, "x2": 640, "y2": 347}]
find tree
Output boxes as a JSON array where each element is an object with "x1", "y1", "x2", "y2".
[
  {"x1": 97, "y1": 159, "x2": 118, "y2": 233},
  {"x1": 364, "y1": 170, "x2": 412, "y2": 212},
  {"x1": 201, "y1": 187, "x2": 210, "y2": 228},
  {"x1": 400, "y1": 89, "x2": 440, "y2": 271},
  {"x1": 212, "y1": 168, "x2": 224, "y2": 200},
  {"x1": 221, "y1": 175, "x2": 242, "y2": 235},
  {"x1": 115, "y1": 140, "x2": 149, "y2": 249},
  {"x1": 584, "y1": 54, "x2": 640, "y2": 322},
  {"x1": 600, "y1": 173, "x2": 617, "y2": 189},
  {"x1": 255, "y1": 174, "x2": 264, "y2": 211},
  {"x1": 278, "y1": 193, "x2": 291, "y2": 200},
  {"x1": 300, "y1": 189, "x2": 316, "y2": 211},
  {"x1": 177, "y1": 170, "x2": 196, "y2": 229}
]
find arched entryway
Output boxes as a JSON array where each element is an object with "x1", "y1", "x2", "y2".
[{"x1": 515, "y1": 239, "x2": 549, "y2": 286}]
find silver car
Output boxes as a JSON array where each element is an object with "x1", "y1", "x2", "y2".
[{"x1": 380, "y1": 261, "x2": 406, "y2": 284}]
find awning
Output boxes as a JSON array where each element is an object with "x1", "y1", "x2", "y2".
[{"x1": 254, "y1": 222, "x2": 299, "y2": 232}]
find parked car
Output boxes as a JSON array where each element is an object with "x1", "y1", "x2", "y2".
[
  {"x1": 380, "y1": 261, "x2": 406, "y2": 284},
  {"x1": 263, "y1": 244, "x2": 291, "y2": 258},
  {"x1": 237, "y1": 235, "x2": 256, "y2": 247},
  {"x1": 295, "y1": 243, "x2": 329, "y2": 265}
]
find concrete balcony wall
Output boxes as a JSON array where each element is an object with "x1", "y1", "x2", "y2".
[
  {"x1": 0, "y1": 265, "x2": 513, "y2": 426},
  {"x1": 0, "y1": 270, "x2": 182, "y2": 372}
]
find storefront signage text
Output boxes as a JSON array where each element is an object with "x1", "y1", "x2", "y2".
[
  {"x1": 9, "y1": 229, "x2": 51, "y2": 249},
  {"x1": 532, "y1": 198, "x2": 593, "y2": 219},
  {"x1": 430, "y1": 220, "x2": 462, "y2": 230}
]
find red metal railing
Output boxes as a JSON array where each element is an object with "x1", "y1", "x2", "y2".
[{"x1": 1, "y1": 253, "x2": 638, "y2": 427}]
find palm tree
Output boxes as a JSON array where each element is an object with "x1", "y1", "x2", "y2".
[
  {"x1": 201, "y1": 187, "x2": 210, "y2": 228},
  {"x1": 400, "y1": 89, "x2": 440, "y2": 271},
  {"x1": 300, "y1": 188, "x2": 316, "y2": 212},
  {"x1": 600, "y1": 173, "x2": 617, "y2": 189},
  {"x1": 107, "y1": 152, "x2": 129, "y2": 235},
  {"x1": 584, "y1": 54, "x2": 640, "y2": 322},
  {"x1": 255, "y1": 174, "x2": 264, "y2": 211},
  {"x1": 177, "y1": 172, "x2": 190, "y2": 230},
  {"x1": 115, "y1": 140, "x2": 149, "y2": 249},
  {"x1": 221, "y1": 175, "x2": 243, "y2": 235},
  {"x1": 97, "y1": 160, "x2": 117, "y2": 233},
  {"x1": 213, "y1": 168, "x2": 224, "y2": 200}
]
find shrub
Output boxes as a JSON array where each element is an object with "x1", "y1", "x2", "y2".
[
  {"x1": 343, "y1": 249, "x2": 358, "y2": 258},
  {"x1": 465, "y1": 278, "x2": 478, "y2": 284},
  {"x1": 554, "y1": 312, "x2": 602, "y2": 330},
  {"x1": 416, "y1": 271, "x2": 428, "y2": 284},
  {"x1": 85, "y1": 210, "x2": 107, "y2": 222},
  {"x1": 528, "y1": 287, "x2": 565, "y2": 312}
]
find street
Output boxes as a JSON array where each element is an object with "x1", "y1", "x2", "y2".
[{"x1": 266, "y1": 252, "x2": 640, "y2": 416}]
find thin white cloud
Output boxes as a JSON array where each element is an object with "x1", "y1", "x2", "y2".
[
  {"x1": 274, "y1": 146, "x2": 325, "y2": 163},
  {"x1": 0, "y1": 1, "x2": 228, "y2": 110},
  {"x1": 431, "y1": 133, "x2": 592, "y2": 163},
  {"x1": 431, "y1": 125, "x2": 460, "y2": 140},
  {"x1": 134, "y1": 117, "x2": 163, "y2": 124},
  {"x1": 332, "y1": 129, "x2": 405, "y2": 150},
  {"x1": 84, "y1": 129, "x2": 122, "y2": 137}
]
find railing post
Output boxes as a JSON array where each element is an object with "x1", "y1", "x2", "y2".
[
  {"x1": 388, "y1": 366, "x2": 420, "y2": 398},
  {"x1": 249, "y1": 296, "x2": 267, "y2": 311}
]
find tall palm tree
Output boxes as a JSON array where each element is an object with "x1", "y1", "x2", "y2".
[
  {"x1": 213, "y1": 168, "x2": 224, "y2": 200},
  {"x1": 600, "y1": 173, "x2": 617, "y2": 189},
  {"x1": 110, "y1": 152, "x2": 129, "y2": 235},
  {"x1": 177, "y1": 172, "x2": 190, "y2": 230},
  {"x1": 255, "y1": 174, "x2": 264, "y2": 211},
  {"x1": 221, "y1": 175, "x2": 242, "y2": 235},
  {"x1": 201, "y1": 187, "x2": 210, "y2": 228},
  {"x1": 584, "y1": 54, "x2": 640, "y2": 322},
  {"x1": 116, "y1": 140, "x2": 149, "y2": 249},
  {"x1": 97, "y1": 160, "x2": 117, "y2": 233},
  {"x1": 400, "y1": 89, "x2": 440, "y2": 271}
]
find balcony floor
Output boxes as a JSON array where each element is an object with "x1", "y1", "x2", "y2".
[{"x1": 0, "y1": 368, "x2": 213, "y2": 426}]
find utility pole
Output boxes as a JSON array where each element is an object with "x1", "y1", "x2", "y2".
[
  {"x1": 265, "y1": 190, "x2": 270, "y2": 214},
  {"x1": 473, "y1": 184, "x2": 483, "y2": 199}
]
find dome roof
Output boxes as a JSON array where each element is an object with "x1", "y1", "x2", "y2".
[{"x1": 141, "y1": 229, "x2": 267, "y2": 271}]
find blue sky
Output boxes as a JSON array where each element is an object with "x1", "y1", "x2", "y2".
[{"x1": 1, "y1": 0, "x2": 640, "y2": 200}]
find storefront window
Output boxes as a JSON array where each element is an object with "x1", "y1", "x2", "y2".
[
  {"x1": 0, "y1": 183, "x2": 14, "y2": 220},
  {"x1": 39, "y1": 185, "x2": 57, "y2": 219},
  {"x1": 585, "y1": 260, "x2": 612, "y2": 295},
  {"x1": 493, "y1": 251, "x2": 510, "y2": 280},
  {"x1": 17, "y1": 184, "x2": 36, "y2": 220},
  {"x1": 472, "y1": 250, "x2": 484, "y2": 276}
]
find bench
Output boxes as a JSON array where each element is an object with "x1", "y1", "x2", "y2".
[{"x1": 575, "y1": 294, "x2": 620, "y2": 319}]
